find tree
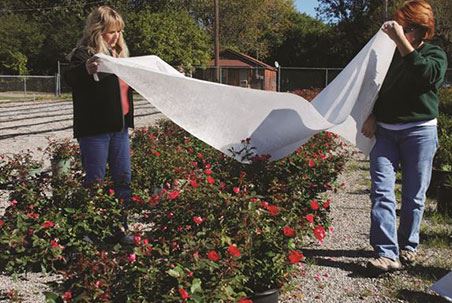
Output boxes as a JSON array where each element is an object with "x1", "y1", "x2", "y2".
[
  {"x1": 0, "y1": 14, "x2": 44, "y2": 74},
  {"x1": 270, "y1": 12, "x2": 334, "y2": 67},
  {"x1": 126, "y1": 10, "x2": 211, "y2": 69},
  {"x1": 431, "y1": 0, "x2": 452, "y2": 63},
  {"x1": 314, "y1": 0, "x2": 410, "y2": 65}
]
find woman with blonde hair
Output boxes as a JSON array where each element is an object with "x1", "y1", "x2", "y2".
[
  {"x1": 362, "y1": 0, "x2": 447, "y2": 272},
  {"x1": 64, "y1": 6, "x2": 134, "y2": 244}
]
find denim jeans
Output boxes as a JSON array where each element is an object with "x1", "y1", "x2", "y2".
[
  {"x1": 78, "y1": 127, "x2": 131, "y2": 204},
  {"x1": 369, "y1": 125, "x2": 438, "y2": 260}
]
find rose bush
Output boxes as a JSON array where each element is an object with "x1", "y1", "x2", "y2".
[{"x1": 0, "y1": 119, "x2": 348, "y2": 302}]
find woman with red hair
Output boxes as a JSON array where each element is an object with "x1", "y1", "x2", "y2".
[{"x1": 362, "y1": 0, "x2": 447, "y2": 272}]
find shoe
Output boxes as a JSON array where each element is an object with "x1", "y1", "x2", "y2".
[
  {"x1": 400, "y1": 249, "x2": 417, "y2": 265},
  {"x1": 367, "y1": 256, "x2": 401, "y2": 272}
]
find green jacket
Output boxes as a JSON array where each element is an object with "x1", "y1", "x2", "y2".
[{"x1": 373, "y1": 43, "x2": 448, "y2": 123}]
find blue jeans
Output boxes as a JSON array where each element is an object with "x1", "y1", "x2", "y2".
[
  {"x1": 78, "y1": 127, "x2": 131, "y2": 204},
  {"x1": 369, "y1": 125, "x2": 438, "y2": 260}
]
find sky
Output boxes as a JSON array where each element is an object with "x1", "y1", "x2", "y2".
[{"x1": 294, "y1": 0, "x2": 319, "y2": 18}]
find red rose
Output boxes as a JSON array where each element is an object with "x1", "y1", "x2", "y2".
[
  {"x1": 238, "y1": 299, "x2": 253, "y2": 303},
  {"x1": 322, "y1": 199, "x2": 331, "y2": 209},
  {"x1": 204, "y1": 168, "x2": 212, "y2": 175},
  {"x1": 41, "y1": 221, "x2": 55, "y2": 229},
  {"x1": 282, "y1": 226, "x2": 296, "y2": 237},
  {"x1": 0, "y1": 220, "x2": 4, "y2": 228},
  {"x1": 310, "y1": 199, "x2": 319, "y2": 210},
  {"x1": 314, "y1": 225, "x2": 326, "y2": 241},
  {"x1": 167, "y1": 190, "x2": 180, "y2": 200},
  {"x1": 233, "y1": 187, "x2": 240, "y2": 194},
  {"x1": 207, "y1": 250, "x2": 220, "y2": 262},
  {"x1": 50, "y1": 239, "x2": 60, "y2": 248},
  {"x1": 148, "y1": 195, "x2": 160, "y2": 205},
  {"x1": 288, "y1": 250, "x2": 304, "y2": 264},
  {"x1": 308, "y1": 159, "x2": 315, "y2": 167},
  {"x1": 267, "y1": 204, "x2": 280, "y2": 216},
  {"x1": 178, "y1": 288, "x2": 190, "y2": 299},
  {"x1": 190, "y1": 179, "x2": 199, "y2": 188},
  {"x1": 192, "y1": 216, "x2": 204, "y2": 225},
  {"x1": 305, "y1": 214, "x2": 314, "y2": 223},
  {"x1": 227, "y1": 244, "x2": 241, "y2": 257},
  {"x1": 206, "y1": 176, "x2": 215, "y2": 184},
  {"x1": 62, "y1": 291, "x2": 72, "y2": 302}
]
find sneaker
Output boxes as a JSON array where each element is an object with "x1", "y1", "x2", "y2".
[
  {"x1": 400, "y1": 249, "x2": 417, "y2": 265},
  {"x1": 367, "y1": 256, "x2": 401, "y2": 272}
]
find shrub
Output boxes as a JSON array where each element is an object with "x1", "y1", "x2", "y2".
[{"x1": 0, "y1": 121, "x2": 348, "y2": 302}]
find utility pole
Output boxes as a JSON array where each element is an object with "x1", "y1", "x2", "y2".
[
  {"x1": 214, "y1": 0, "x2": 220, "y2": 83},
  {"x1": 384, "y1": 0, "x2": 388, "y2": 21}
]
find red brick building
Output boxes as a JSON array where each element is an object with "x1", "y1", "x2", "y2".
[{"x1": 194, "y1": 49, "x2": 277, "y2": 91}]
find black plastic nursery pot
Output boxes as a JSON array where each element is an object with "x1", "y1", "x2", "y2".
[
  {"x1": 437, "y1": 185, "x2": 452, "y2": 217},
  {"x1": 250, "y1": 288, "x2": 279, "y2": 303}
]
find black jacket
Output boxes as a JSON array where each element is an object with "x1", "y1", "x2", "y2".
[{"x1": 64, "y1": 47, "x2": 134, "y2": 138}]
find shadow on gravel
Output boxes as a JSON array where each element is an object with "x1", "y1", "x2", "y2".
[
  {"x1": 303, "y1": 249, "x2": 383, "y2": 278},
  {"x1": 397, "y1": 289, "x2": 450, "y2": 303},
  {"x1": 347, "y1": 188, "x2": 370, "y2": 195},
  {"x1": 405, "y1": 264, "x2": 450, "y2": 281}
]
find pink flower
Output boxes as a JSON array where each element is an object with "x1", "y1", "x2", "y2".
[
  {"x1": 167, "y1": 190, "x2": 180, "y2": 200},
  {"x1": 0, "y1": 220, "x2": 4, "y2": 228},
  {"x1": 288, "y1": 250, "x2": 304, "y2": 264},
  {"x1": 323, "y1": 199, "x2": 331, "y2": 209},
  {"x1": 227, "y1": 244, "x2": 241, "y2": 257},
  {"x1": 207, "y1": 250, "x2": 220, "y2": 262},
  {"x1": 308, "y1": 159, "x2": 315, "y2": 168},
  {"x1": 10, "y1": 200, "x2": 17, "y2": 207},
  {"x1": 313, "y1": 225, "x2": 326, "y2": 242},
  {"x1": 192, "y1": 216, "x2": 204, "y2": 225},
  {"x1": 238, "y1": 299, "x2": 253, "y2": 303},
  {"x1": 282, "y1": 226, "x2": 296, "y2": 237},
  {"x1": 206, "y1": 176, "x2": 215, "y2": 184},
  {"x1": 42, "y1": 221, "x2": 55, "y2": 229},
  {"x1": 134, "y1": 235, "x2": 142, "y2": 245},
  {"x1": 305, "y1": 214, "x2": 315, "y2": 223},
  {"x1": 310, "y1": 199, "x2": 319, "y2": 210},
  {"x1": 204, "y1": 168, "x2": 212, "y2": 175},
  {"x1": 233, "y1": 187, "x2": 240, "y2": 194},
  {"x1": 128, "y1": 253, "x2": 136, "y2": 263},
  {"x1": 179, "y1": 288, "x2": 190, "y2": 300}
]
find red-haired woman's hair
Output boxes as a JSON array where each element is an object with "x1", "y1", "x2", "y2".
[{"x1": 394, "y1": 0, "x2": 435, "y2": 40}]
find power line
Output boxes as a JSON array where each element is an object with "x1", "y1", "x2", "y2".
[{"x1": 0, "y1": 1, "x2": 104, "y2": 13}]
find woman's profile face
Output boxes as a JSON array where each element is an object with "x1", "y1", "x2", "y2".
[
  {"x1": 102, "y1": 25, "x2": 121, "y2": 48},
  {"x1": 403, "y1": 25, "x2": 425, "y2": 47}
]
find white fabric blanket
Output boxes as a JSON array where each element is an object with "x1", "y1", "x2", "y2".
[{"x1": 97, "y1": 30, "x2": 395, "y2": 162}]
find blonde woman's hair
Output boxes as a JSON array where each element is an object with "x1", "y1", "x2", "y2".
[{"x1": 78, "y1": 6, "x2": 129, "y2": 57}]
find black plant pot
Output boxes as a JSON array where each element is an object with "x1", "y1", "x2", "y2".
[
  {"x1": 437, "y1": 185, "x2": 452, "y2": 217},
  {"x1": 427, "y1": 169, "x2": 452, "y2": 198},
  {"x1": 250, "y1": 289, "x2": 279, "y2": 303}
]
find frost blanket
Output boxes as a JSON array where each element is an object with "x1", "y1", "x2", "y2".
[{"x1": 97, "y1": 30, "x2": 395, "y2": 162}]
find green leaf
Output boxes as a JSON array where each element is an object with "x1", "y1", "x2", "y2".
[{"x1": 190, "y1": 278, "x2": 202, "y2": 294}]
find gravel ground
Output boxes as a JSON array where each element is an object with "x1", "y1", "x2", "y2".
[{"x1": 0, "y1": 98, "x2": 450, "y2": 302}]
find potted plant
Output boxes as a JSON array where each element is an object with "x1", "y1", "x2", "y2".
[{"x1": 45, "y1": 138, "x2": 79, "y2": 177}]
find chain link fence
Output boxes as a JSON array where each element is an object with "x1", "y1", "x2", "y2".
[{"x1": 0, "y1": 67, "x2": 451, "y2": 97}]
